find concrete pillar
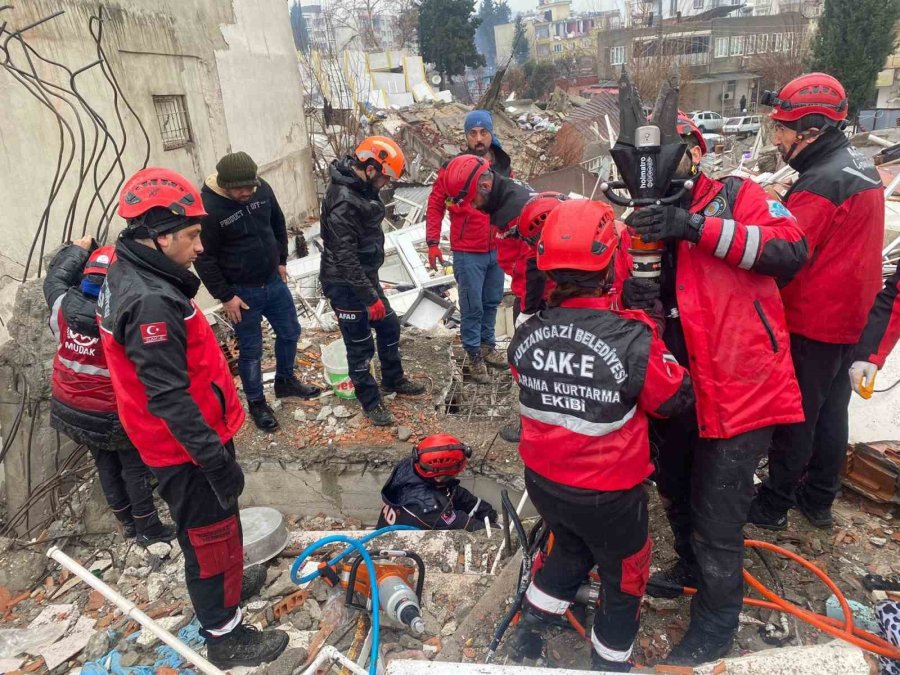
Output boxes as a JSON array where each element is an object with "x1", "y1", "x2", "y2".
[{"x1": 0, "y1": 278, "x2": 77, "y2": 536}]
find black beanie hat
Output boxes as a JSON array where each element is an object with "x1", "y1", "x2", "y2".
[{"x1": 216, "y1": 151, "x2": 260, "y2": 189}]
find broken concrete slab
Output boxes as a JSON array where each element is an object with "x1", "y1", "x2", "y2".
[{"x1": 40, "y1": 614, "x2": 95, "y2": 670}]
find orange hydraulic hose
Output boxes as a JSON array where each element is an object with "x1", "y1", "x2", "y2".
[{"x1": 559, "y1": 538, "x2": 900, "y2": 661}]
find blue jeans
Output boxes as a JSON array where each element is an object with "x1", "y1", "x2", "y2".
[
  {"x1": 232, "y1": 276, "x2": 300, "y2": 401},
  {"x1": 453, "y1": 249, "x2": 504, "y2": 353}
]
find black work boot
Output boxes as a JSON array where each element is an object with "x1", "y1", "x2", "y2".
[
  {"x1": 508, "y1": 604, "x2": 557, "y2": 664},
  {"x1": 464, "y1": 353, "x2": 491, "y2": 384},
  {"x1": 241, "y1": 566, "x2": 267, "y2": 602},
  {"x1": 365, "y1": 403, "x2": 395, "y2": 427},
  {"x1": 248, "y1": 399, "x2": 279, "y2": 432},
  {"x1": 647, "y1": 558, "x2": 698, "y2": 598},
  {"x1": 796, "y1": 491, "x2": 833, "y2": 529},
  {"x1": 134, "y1": 512, "x2": 176, "y2": 546},
  {"x1": 122, "y1": 521, "x2": 137, "y2": 540},
  {"x1": 382, "y1": 378, "x2": 426, "y2": 396},
  {"x1": 664, "y1": 627, "x2": 734, "y2": 666},
  {"x1": 274, "y1": 376, "x2": 322, "y2": 400},
  {"x1": 206, "y1": 624, "x2": 289, "y2": 668},
  {"x1": 499, "y1": 419, "x2": 521, "y2": 443},
  {"x1": 747, "y1": 495, "x2": 788, "y2": 531},
  {"x1": 590, "y1": 651, "x2": 632, "y2": 672}
]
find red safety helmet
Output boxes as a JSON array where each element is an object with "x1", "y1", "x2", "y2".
[
  {"x1": 518, "y1": 192, "x2": 568, "y2": 244},
  {"x1": 355, "y1": 136, "x2": 405, "y2": 179},
  {"x1": 764, "y1": 73, "x2": 848, "y2": 124},
  {"x1": 118, "y1": 168, "x2": 206, "y2": 221},
  {"x1": 412, "y1": 433, "x2": 472, "y2": 479},
  {"x1": 83, "y1": 245, "x2": 116, "y2": 278},
  {"x1": 537, "y1": 200, "x2": 617, "y2": 272},
  {"x1": 676, "y1": 112, "x2": 707, "y2": 155},
  {"x1": 442, "y1": 155, "x2": 492, "y2": 208}
]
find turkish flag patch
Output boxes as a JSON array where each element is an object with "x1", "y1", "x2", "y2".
[{"x1": 140, "y1": 322, "x2": 168, "y2": 344}]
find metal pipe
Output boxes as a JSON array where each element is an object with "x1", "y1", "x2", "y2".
[
  {"x1": 301, "y1": 645, "x2": 368, "y2": 675},
  {"x1": 46, "y1": 546, "x2": 226, "y2": 675}
]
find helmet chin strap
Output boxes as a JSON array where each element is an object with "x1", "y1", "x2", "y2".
[{"x1": 780, "y1": 135, "x2": 803, "y2": 163}]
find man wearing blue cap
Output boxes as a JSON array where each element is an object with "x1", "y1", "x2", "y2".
[{"x1": 426, "y1": 109, "x2": 514, "y2": 383}]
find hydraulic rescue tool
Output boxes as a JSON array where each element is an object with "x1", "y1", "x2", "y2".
[{"x1": 601, "y1": 68, "x2": 693, "y2": 279}]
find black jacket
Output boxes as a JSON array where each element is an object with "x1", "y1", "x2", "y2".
[
  {"x1": 319, "y1": 157, "x2": 387, "y2": 306},
  {"x1": 195, "y1": 177, "x2": 288, "y2": 303},
  {"x1": 375, "y1": 457, "x2": 497, "y2": 531},
  {"x1": 484, "y1": 173, "x2": 535, "y2": 231},
  {"x1": 43, "y1": 245, "x2": 133, "y2": 451}
]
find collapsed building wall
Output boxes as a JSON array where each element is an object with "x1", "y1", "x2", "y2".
[{"x1": 0, "y1": 0, "x2": 317, "y2": 338}]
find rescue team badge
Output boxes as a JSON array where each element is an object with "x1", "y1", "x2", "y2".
[
  {"x1": 140, "y1": 322, "x2": 168, "y2": 344},
  {"x1": 703, "y1": 195, "x2": 727, "y2": 217},
  {"x1": 767, "y1": 200, "x2": 793, "y2": 219}
]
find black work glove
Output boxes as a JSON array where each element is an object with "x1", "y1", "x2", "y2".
[
  {"x1": 626, "y1": 205, "x2": 704, "y2": 244},
  {"x1": 202, "y1": 454, "x2": 245, "y2": 510},
  {"x1": 622, "y1": 277, "x2": 661, "y2": 311}
]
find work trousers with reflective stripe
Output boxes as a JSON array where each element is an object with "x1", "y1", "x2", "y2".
[
  {"x1": 89, "y1": 445, "x2": 156, "y2": 531},
  {"x1": 326, "y1": 284, "x2": 404, "y2": 411},
  {"x1": 653, "y1": 416, "x2": 771, "y2": 636},
  {"x1": 525, "y1": 471, "x2": 650, "y2": 662},
  {"x1": 151, "y1": 441, "x2": 243, "y2": 637}
]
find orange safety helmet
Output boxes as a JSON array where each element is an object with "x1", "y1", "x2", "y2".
[
  {"x1": 355, "y1": 136, "x2": 405, "y2": 179},
  {"x1": 442, "y1": 155, "x2": 492, "y2": 208},
  {"x1": 118, "y1": 168, "x2": 207, "y2": 222},
  {"x1": 517, "y1": 192, "x2": 568, "y2": 244},
  {"x1": 764, "y1": 73, "x2": 848, "y2": 124},
  {"x1": 83, "y1": 245, "x2": 116, "y2": 278},
  {"x1": 537, "y1": 200, "x2": 617, "y2": 272},
  {"x1": 412, "y1": 434, "x2": 472, "y2": 479}
]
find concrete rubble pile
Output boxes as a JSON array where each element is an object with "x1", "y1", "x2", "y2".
[{"x1": 0, "y1": 507, "x2": 516, "y2": 674}]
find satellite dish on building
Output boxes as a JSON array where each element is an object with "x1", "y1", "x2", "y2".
[{"x1": 431, "y1": 75, "x2": 442, "y2": 85}]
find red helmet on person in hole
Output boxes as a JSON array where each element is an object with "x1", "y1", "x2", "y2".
[
  {"x1": 83, "y1": 245, "x2": 116, "y2": 278},
  {"x1": 442, "y1": 155, "x2": 492, "y2": 209},
  {"x1": 676, "y1": 112, "x2": 707, "y2": 155},
  {"x1": 517, "y1": 192, "x2": 568, "y2": 244},
  {"x1": 537, "y1": 200, "x2": 618, "y2": 272},
  {"x1": 413, "y1": 433, "x2": 472, "y2": 480},
  {"x1": 765, "y1": 73, "x2": 848, "y2": 124},
  {"x1": 118, "y1": 168, "x2": 207, "y2": 221}
]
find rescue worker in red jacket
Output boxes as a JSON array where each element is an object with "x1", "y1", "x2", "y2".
[
  {"x1": 438, "y1": 154, "x2": 535, "y2": 383},
  {"x1": 508, "y1": 199, "x2": 694, "y2": 671},
  {"x1": 44, "y1": 239, "x2": 174, "y2": 545},
  {"x1": 750, "y1": 74, "x2": 885, "y2": 531},
  {"x1": 851, "y1": 260, "x2": 900, "y2": 395},
  {"x1": 426, "y1": 110, "x2": 516, "y2": 382},
  {"x1": 98, "y1": 168, "x2": 287, "y2": 669},
  {"x1": 621, "y1": 113, "x2": 808, "y2": 665},
  {"x1": 376, "y1": 434, "x2": 497, "y2": 531}
]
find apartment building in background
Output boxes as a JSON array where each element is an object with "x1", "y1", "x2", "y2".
[{"x1": 597, "y1": 11, "x2": 814, "y2": 114}]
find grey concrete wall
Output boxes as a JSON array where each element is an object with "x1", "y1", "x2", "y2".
[{"x1": 0, "y1": 0, "x2": 316, "y2": 334}]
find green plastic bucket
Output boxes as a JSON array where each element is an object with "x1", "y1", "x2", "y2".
[{"x1": 321, "y1": 338, "x2": 356, "y2": 400}]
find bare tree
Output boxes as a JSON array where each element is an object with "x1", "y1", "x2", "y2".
[{"x1": 752, "y1": 15, "x2": 815, "y2": 93}]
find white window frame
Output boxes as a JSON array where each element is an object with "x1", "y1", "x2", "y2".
[
  {"x1": 757, "y1": 33, "x2": 768, "y2": 52},
  {"x1": 730, "y1": 35, "x2": 744, "y2": 56},
  {"x1": 693, "y1": 0, "x2": 704, "y2": 8},
  {"x1": 746, "y1": 34, "x2": 756, "y2": 54},
  {"x1": 773, "y1": 33, "x2": 782, "y2": 52},
  {"x1": 783, "y1": 32, "x2": 793, "y2": 52},
  {"x1": 714, "y1": 37, "x2": 729, "y2": 58},
  {"x1": 610, "y1": 45, "x2": 625, "y2": 65}
]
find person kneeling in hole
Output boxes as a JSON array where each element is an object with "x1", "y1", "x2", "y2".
[
  {"x1": 377, "y1": 434, "x2": 498, "y2": 531},
  {"x1": 508, "y1": 199, "x2": 695, "y2": 672}
]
